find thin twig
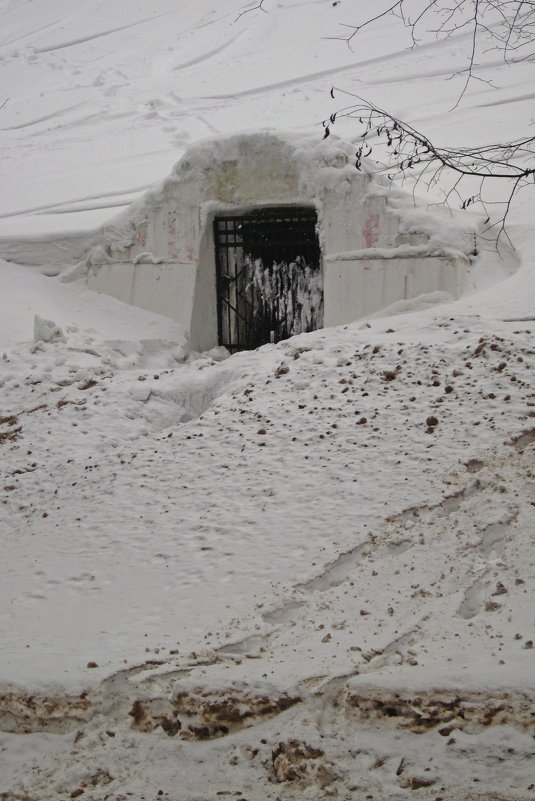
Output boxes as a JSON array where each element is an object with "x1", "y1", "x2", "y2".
[
  {"x1": 235, "y1": 0, "x2": 267, "y2": 23},
  {"x1": 326, "y1": 86, "x2": 535, "y2": 247},
  {"x1": 335, "y1": 0, "x2": 535, "y2": 99}
]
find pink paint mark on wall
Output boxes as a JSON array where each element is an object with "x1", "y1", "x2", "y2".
[
  {"x1": 186, "y1": 245, "x2": 197, "y2": 262},
  {"x1": 135, "y1": 225, "x2": 148, "y2": 249},
  {"x1": 362, "y1": 213, "x2": 380, "y2": 248}
]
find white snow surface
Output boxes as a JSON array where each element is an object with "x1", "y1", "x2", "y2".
[{"x1": 1, "y1": 2, "x2": 535, "y2": 800}]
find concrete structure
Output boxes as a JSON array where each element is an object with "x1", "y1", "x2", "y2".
[{"x1": 87, "y1": 132, "x2": 471, "y2": 352}]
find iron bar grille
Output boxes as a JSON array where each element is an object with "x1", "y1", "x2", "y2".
[{"x1": 214, "y1": 207, "x2": 322, "y2": 353}]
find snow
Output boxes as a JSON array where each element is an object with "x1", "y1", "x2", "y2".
[
  {"x1": 77, "y1": 128, "x2": 376, "y2": 273},
  {"x1": 1, "y1": 1, "x2": 535, "y2": 799},
  {"x1": 0, "y1": 260, "x2": 186, "y2": 349}
]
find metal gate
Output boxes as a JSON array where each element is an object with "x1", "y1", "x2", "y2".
[{"x1": 213, "y1": 207, "x2": 322, "y2": 353}]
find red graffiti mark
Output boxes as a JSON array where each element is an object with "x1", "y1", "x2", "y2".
[
  {"x1": 186, "y1": 245, "x2": 197, "y2": 262},
  {"x1": 362, "y1": 213, "x2": 380, "y2": 248},
  {"x1": 135, "y1": 227, "x2": 147, "y2": 249}
]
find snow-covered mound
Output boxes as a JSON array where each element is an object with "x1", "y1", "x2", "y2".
[
  {"x1": 1, "y1": 1, "x2": 535, "y2": 799},
  {"x1": 2, "y1": 252, "x2": 534, "y2": 797}
]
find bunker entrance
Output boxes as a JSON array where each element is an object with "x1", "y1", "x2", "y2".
[{"x1": 214, "y1": 207, "x2": 322, "y2": 353}]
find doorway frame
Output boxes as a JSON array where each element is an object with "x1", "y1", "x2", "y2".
[{"x1": 212, "y1": 205, "x2": 322, "y2": 353}]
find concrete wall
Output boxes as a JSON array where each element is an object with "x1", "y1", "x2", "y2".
[
  {"x1": 88, "y1": 260, "x2": 197, "y2": 333},
  {"x1": 324, "y1": 254, "x2": 466, "y2": 326},
  {"x1": 189, "y1": 217, "x2": 218, "y2": 352},
  {"x1": 87, "y1": 134, "x2": 471, "y2": 351}
]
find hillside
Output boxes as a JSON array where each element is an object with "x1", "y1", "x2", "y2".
[{"x1": 1, "y1": 2, "x2": 534, "y2": 800}]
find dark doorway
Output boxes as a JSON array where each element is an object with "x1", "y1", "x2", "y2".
[{"x1": 213, "y1": 207, "x2": 322, "y2": 353}]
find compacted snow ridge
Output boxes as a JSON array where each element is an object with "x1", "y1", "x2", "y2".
[{"x1": 1, "y1": 1, "x2": 535, "y2": 799}]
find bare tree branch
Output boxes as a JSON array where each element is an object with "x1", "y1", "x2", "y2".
[
  {"x1": 235, "y1": 0, "x2": 267, "y2": 23},
  {"x1": 325, "y1": 2, "x2": 535, "y2": 246},
  {"x1": 334, "y1": 0, "x2": 535, "y2": 92},
  {"x1": 324, "y1": 87, "x2": 535, "y2": 245}
]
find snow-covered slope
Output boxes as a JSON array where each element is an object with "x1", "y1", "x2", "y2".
[
  {"x1": 2, "y1": 258, "x2": 534, "y2": 800},
  {"x1": 1, "y1": 2, "x2": 534, "y2": 800},
  {"x1": 1, "y1": 0, "x2": 533, "y2": 247}
]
